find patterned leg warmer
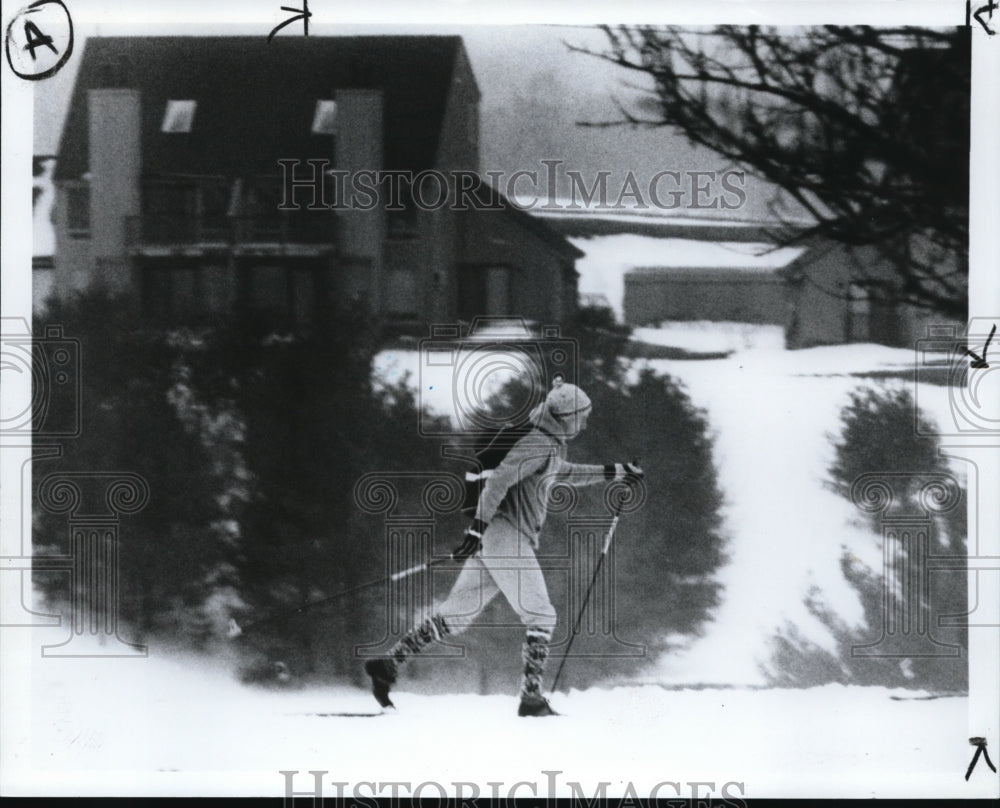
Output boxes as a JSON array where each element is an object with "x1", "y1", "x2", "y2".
[
  {"x1": 385, "y1": 614, "x2": 451, "y2": 677},
  {"x1": 519, "y1": 626, "x2": 553, "y2": 704}
]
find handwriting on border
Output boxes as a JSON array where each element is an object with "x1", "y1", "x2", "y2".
[
  {"x1": 268, "y1": 0, "x2": 312, "y2": 43},
  {"x1": 4, "y1": 0, "x2": 74, "y2": 81},
  {"x1": 969, "y1": 0, "x2": 998, "y2": 35}
]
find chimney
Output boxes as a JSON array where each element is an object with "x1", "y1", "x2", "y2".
[
  {"x1": 335, "y1": 88, "x2": 385, "y2": 312},
  {"x1": 87, "y1": 87, "x2": 141, "y2": 294}
]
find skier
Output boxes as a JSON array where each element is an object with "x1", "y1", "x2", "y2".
[{"x1": 364, "y1": 376, "x2": 643, "y2": 716}]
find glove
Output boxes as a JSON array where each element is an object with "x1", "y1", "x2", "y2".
[
  {"x1": 451, "y1": 518, "x2": 487, "y2": 562},
  {"x1": 604, "y1": 462, "x2": 644, "y2": 485}
]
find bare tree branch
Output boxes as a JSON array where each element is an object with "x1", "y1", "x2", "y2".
[{"x1": 572, "y1": 25, "x2": 969, "y2": 318}]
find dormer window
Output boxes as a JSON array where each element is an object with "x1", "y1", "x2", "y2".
[
  {"x1": 312, "y1": 100, "x2": 337, "y2": 134},
  {"x1": 161, "y1": 100, "x2": 197, "y2": 133}
]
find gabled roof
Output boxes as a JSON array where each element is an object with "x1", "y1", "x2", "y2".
[
  {"x1": 55, "y1": 36, "x2": 469, "y2": 181},
  {"x1": 465, "y1": 177, "x2": 585, "y2": 261}
]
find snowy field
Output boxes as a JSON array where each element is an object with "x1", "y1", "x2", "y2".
[
  {"x1": 3, "y1": 636, "x2": 978, "y2": 798},
  {"x1": 5, "y1": 327, "x2": 996, "y2": 798}
]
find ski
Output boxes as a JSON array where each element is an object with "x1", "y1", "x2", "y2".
[{"x1": 290, "y1": 711, "x2": 388, "y2": 718}]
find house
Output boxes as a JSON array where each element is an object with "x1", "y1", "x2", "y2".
[
  {"x1": 539, "y1": 205, "x2": 963, "y2": 350},
  {"x1": 621, "y1": 241, "x2": 805, "y2": 327},
  {"x1": 534, "y1": 207, "x2": 808, "y2": 325},
  {"x1": 52, "y1": 36, "x2": 581, "y2": 332},
  {"x1": 781, "y1": 238, "x2": 966, "y2": 350}
]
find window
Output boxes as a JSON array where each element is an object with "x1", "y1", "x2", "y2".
[
  {"x1": 385, "y1": 267, "x2": 419, "y2": 317},
  {"x1": 161, "y1": 100, "x2": 197, "y2": 133},
  {"x1": 847, "y1": 282, "x2": 870, "y2": 342},
  {"x1": 141, "y1": 263, "x2": 233, "y2": 323},
  {"x1": 66, "y1": 185, "x2": 90, "y2": 238},
  {"x1": 311, "y1": 100, "x2": 337, "y2": 134}
]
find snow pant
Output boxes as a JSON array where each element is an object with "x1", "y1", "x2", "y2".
[
  {"x1": 436, "y1": 515, "x2": 557, "y2": 634},
  {"x1": 386, "y1": 515, "x2": 556, "y2": 702}
]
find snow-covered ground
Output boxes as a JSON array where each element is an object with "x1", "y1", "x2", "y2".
[
  {"x1": 3, "y1": 636, "x2": 979, "y2": 798},
  {"x1": 632, "y1": 321, "x2": 785, "y2": 353},
  {"x1": 5, "y1": 329, "x2": 992, "y2": 798},
  {"x1": 632, "y1": 344, "x2": 937, "y2": 685}
]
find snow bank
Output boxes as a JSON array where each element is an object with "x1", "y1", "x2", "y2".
[{"x1": 632, "y1": 321, "x2": 785, "y2": 353}]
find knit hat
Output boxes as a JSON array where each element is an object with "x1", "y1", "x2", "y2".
[
  {"x1": 525, "y1": 375, "x2": 590, "y2": 441},
  {"x1": 545, "y1": 376, "x2": 592, "y2": 419}
]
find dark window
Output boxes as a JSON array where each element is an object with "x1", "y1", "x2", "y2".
[
  {"x1": 141, "y1": 263, "x2": 233, "y2": 324},
  {"x1": 457, "y1": 264, "x2": 487, "y2": 322},
  {"x1": 143, "y1": 180, "x2": 231, "y2": 243},
  {"x1": 244, "y1": 263, "x2": 329, "y2": 330},
  {"x1": 66, "y1": 186, "x2": 90, "y2": 238}
]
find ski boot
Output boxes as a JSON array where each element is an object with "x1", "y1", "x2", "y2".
[
  {"x1": 517, "y1": 695, "x2": 559, "y2": 717},
  {"x1": 364, "y1": 658, "x2": 397, "y2": 710}
]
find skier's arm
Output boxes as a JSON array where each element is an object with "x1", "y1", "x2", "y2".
[
  {"x1": 552, "y1": 459, "x2": 644, "y2": 488},
  {"x1": 549, "y1": 457, "x2": 610, "y2": 488},
  {"x1": 474, "y1": 439, "x2": 551, "y2": 524}
]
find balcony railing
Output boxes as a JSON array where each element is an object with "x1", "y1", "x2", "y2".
[{"x1": 125, "y1": 214, "x2": 337, "y2": 248}]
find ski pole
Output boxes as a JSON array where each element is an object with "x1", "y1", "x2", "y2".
[
  {"x1": 227, "y1": 556, "x2": 453, "y2": 639},
  {"x1": 550, "y1": 500, "x2": 625, "y2": 694}
]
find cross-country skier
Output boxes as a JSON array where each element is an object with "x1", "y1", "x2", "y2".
[{"x1": 364, "y1": 376, "x2": 643, "y2": 716}]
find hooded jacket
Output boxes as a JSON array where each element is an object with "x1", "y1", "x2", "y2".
[{"x1": 473, "y1": 401, "x2": 608, "y2": 545}]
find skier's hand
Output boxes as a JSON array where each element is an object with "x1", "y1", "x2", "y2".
[
  {"x1": 451, "y1": 518, "x2": 487, "y2": 562},
  {"x1": 614, "y1": 462, "x2": 644, "y2": 486}
]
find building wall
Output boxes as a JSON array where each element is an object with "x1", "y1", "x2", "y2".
[
  {"x1": 89, "y1": 89, "x2": 142, "y2": 297},
  {"x1": 49, "y1": 44, "x2": 576, "y2": 333},
  {"x1": 428, "y1": 205, "x2": 459, "y2": 322},
  {"x1": 434, "y1": 43, "x2": 480, "y2": 173},
  {"x1": 785, "y1": 241, "x2": 964, "y2": 350},
  {"x1": 53, "y1": 88, "x2": 141, "y2": 303},
  {"x1": 335, "y1": 89, "x2": 385, "y2": 313},
  {"x1": 385, "y1": 40, "x2": 481, "y2": 326},
  {"x1": 459, "y1": 208, "x2": 570, "y2": 324},
  {"x1": 53, "y1": 181, "x2": 95, "y2": 299},
  {"x1": 382, "y1": 218, "x2": 450, "y2": 322},
  {"x1": 624, "y1": 270, "x2": 786, "y2": 326}
]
